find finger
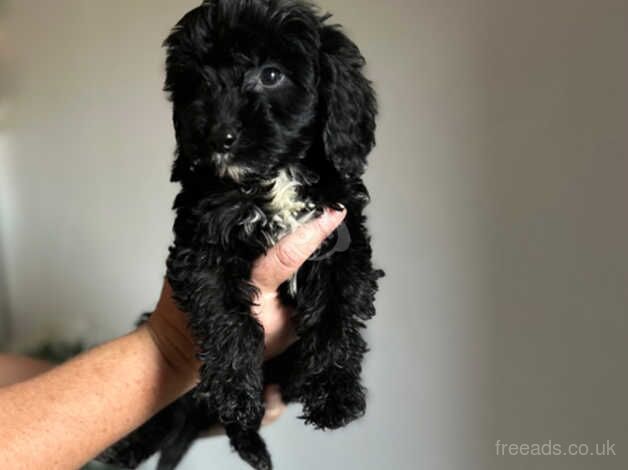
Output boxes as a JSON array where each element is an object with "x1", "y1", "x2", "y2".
[
  {"x1": 261, "y1": 385, "x2": 287, "y2": 426},
  {"x1": 252, "y1": 207, "x2": 347, "y2": 291},
  {"x1": 261, "y1": 301, "x2": 299, "y2": 361}
]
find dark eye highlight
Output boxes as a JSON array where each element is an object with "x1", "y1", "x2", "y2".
[{"x1": 260, "y1": 67, "x2": 284, "y2": 87}]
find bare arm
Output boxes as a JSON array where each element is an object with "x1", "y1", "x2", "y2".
[
  {"x1": 0, "y1": 327, "x2": 189, "y2": 470},
  {"x1": 0, "y1": 355, "x2": 54, "y2": 388},
  {"x1": 0, "y1": 208, "x2": 346, "y2": 470}
]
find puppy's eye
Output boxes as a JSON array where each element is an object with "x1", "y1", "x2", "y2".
[{"x1": 260, "y1": 67, "x2": 284, "y2": 87}]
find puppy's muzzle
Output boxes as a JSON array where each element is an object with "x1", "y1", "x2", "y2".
[{"x1": 210, "y1": 124, "x2": 240, "y2": 152}]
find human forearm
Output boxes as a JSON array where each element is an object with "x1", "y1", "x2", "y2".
[
  {"x1": 0, "y1": 326, "x2": 196, "y2": 470},
  {"x1": 0, "y1": 209, "x2": 345, "y2": 469},
  {"x1": 0, "y1": 355, "x2": 54, "y2": 387}
]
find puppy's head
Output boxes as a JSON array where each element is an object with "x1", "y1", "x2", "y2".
[{"x1": 165, "y1": 0, "x2": 376, "y2": 184}]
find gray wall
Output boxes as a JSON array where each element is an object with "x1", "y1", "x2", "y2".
[
  {"x1": 1, "y1": 1, "x2": 627, "y2": 469},
  {"x1": 0, "y1": 134, "x2": 11, "y2": 345}
]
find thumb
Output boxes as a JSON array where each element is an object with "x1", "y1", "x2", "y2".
[{"x1": 252, "y1": 207, "x2": 347, "y2": 291}]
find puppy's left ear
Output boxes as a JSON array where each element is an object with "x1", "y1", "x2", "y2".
[{"x1": 319, "y1": 24, "x2": 377, "y2": 178}]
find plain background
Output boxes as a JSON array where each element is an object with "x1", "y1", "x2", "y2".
[{"x1": 1, "y1": 1, "x2": 627, "y2": 469}]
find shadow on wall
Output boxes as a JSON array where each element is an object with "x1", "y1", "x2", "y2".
[
  {"x1": 0, "y1": 0, "x2": 12, "y2": 346},
  {"x1": 0, "y1": 132, "x2": 11, "y2": 345}
]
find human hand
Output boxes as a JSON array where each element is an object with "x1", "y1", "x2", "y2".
[
  {"x1": 145, "y1": 207, "x2": 347, "y2": 382},
  {"x1": 251, "y1": 207, "x2": 348, "y2": 359}
]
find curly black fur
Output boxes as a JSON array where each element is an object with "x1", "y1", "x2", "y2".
[{"x1": 98, "y1": 1, "x2": 382, "y2": 469}]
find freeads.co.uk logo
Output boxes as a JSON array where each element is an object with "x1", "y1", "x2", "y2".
[{"x1": 495, "y1": 440, "x2": 617, "y2": 457}]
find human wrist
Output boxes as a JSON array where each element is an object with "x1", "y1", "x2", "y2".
[{"x1": 142, "y1": 315, "x2": 200, "y2": 393}]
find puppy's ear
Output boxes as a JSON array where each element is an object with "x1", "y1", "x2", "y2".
[
  {"x1": 163, "y1": 4, "x2": 212, "y2": 182},
  {"x1": 319, "y1": 24, "x2": 377, "y2": 179},
  {"x1": 163, "y1": 5, "x2": 212, "y2": 104}
]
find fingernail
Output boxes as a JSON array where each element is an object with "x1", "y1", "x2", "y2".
[{"x1": 320, "y1": 207, "x2": 346, "y2": 231}]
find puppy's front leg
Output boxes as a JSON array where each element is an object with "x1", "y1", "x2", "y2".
[
  {"x1": 167, "y1": 249, "x2": 265, "y2": 421},
  {"x1": 197, "y1": 303, "x2": 272, "y2": 469},
  {"x1": 196, "y1": 309, "x2": 265, "y2": 426},
  {"x1": 168, "y1": 256, "x2": 271, "y2": 469}
]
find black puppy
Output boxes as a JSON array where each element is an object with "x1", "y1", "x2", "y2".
[{"x1": 99, "y1": 1, "x2": 382, "y2": 469}]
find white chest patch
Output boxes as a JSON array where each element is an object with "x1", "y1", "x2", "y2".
[
  {"x1": 265, "y1": 169, "x2": 317, "y2": 294},
  {"x1": 267, "y1": 169, "x2": 316, "y2": 240}
]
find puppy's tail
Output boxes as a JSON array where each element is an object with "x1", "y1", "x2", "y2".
[
  {"x1": 98, "y1": 391, "x2": 204, "y2": 469},
  {"x1": 155, "y1": 391, "x2": 218, "y2": 470}
]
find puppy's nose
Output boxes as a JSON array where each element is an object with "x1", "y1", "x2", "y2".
[{"x1": 210, "y1": 126, "x2": 240, "y2": 152}]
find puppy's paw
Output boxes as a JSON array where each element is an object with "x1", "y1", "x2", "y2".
[
  {"x1": 244, "y1": 449, "x2": 273, "y2": 470},
  {"x1": 300, "y1": 373, "x2": 366, "y2": 430},
  {"x1": 213, "y1": 390, "x2": 266, "y2": 429},
  {"x1": 195, "y1": 371, "x2": 265, "y2": 428}
]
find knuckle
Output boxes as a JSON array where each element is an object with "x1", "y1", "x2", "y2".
[
  {"x1": 274, "y1": 243, "x2": 302, "y2": 270},
  {"x1": 314, "y1": 219, "x2": 333, "y2": 240}
]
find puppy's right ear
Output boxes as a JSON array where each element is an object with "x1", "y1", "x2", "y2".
[
  {"x1": 164, "y1": 4, "x2": 213, "y2": 182},
  {"x1": 163, "y1": 4, "x2": 213, "y2": 103}
]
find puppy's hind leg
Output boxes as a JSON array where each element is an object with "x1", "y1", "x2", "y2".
[
  {"x1": 156, "y1": 420, "x2": 202, "y2": 470},
  {"x1": 97, "y1": 394, "x2": 186, "y2": 469},
  {"x1": 225, "y1": 424, "x2": 272, "y2": 470}
]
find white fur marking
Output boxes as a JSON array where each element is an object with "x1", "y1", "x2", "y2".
[
  {"x1": 240, "y1": 207, "x2": 267, "y2": 236},
  {"x1": 266, "y1": 169, "x2": 317, "y2": 295},
  {"x1": 212, "y1": 152, "x2": 248, "y2": 182},
  {"x1": 267, "y1": 169, "x2": 316, "y2": 240}
]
